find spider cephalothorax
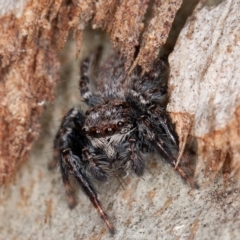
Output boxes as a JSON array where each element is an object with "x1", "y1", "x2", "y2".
[{"x1": 51, "y1": 50, "x2": 198, "y2": 234}]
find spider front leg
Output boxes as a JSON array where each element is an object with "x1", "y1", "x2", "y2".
[
  {"x1": 129, "y1": 138, "x2": 145, "y2": 176},
  {"x1": 82, "y1": 147, "x2": 110, "y2": 182},
  {"x1": 55, "y1": 108, "x2": 115, "y2": 234},
  {"x1": 137, "y1": 116, "x2": 175, "y2": 161},
  {"x1": 137, "y1": 116, "x2": 198, "y2": 188},
  {"x1": 147, "y1": 105, "x2": 178, "y2": 146}
]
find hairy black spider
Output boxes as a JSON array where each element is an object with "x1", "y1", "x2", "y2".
[{"x1": 51, "y1": 49, "x2": 198, "y2": 234}]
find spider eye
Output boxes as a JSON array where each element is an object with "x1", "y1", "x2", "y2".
[
  {"x1": 94, "y1": 129, "x2": 102, "y2": 138},
  {"x1": 89, "y1": 128, "x2": 102, "y2": 138},
  {"x1": 117, "y1": 121, "x2": 124, "y2": 128},
  {"x1": 104, "y1": 127, "x2": 116, "y2": 136}
]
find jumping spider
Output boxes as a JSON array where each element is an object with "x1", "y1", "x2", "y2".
[{"x1": 51, "y1": 50, "x2": 198, "y2": 234}]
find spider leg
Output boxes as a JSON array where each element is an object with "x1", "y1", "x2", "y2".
[
  {"x1": 48, "y1": 132, "x2": 61, "y2": 170},
  {"x1": 49, "y1": 131, "x2": 76, "y2": 207},
  {"x1": 129, "y1": 138, "x2": 145, "y2": 176},
  {"x1": 137, "y1": 116, "x2": 174, "y2": 160},
  {"x1": 56, "y1": 108, "x2": 115, "y2": 233},
  {"x1": 79, "y1": 58, "x2": 92, "y2": 101},
  {"x1": 127, "y1": 58, "x2": 168, "y2": 105},
  {"x1": 60, "y1": 160, "x2": 76, "y2": 208},
  {"x1": 137, "y1": 116, "x2": 198, "y2": 188},
  {"x1": 60, "y1": 147, "x2": 115, "y2": 234},
  {"x1": 82, "y1": 147, "x2": 110, "y2": 182},
  {"x1": 147, "y1": 105, "x2": 178, "y2": 146},
  {"x1": 79, "y1": 53, "x2": 103, "y2": 107}
]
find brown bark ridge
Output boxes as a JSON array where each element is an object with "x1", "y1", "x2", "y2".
[
  {"x1": 0, "y1": 0, "x2": 182, "y2": 184},
  {"x1": 0, "y1": 0, "x2": 60, "y2": 184}
]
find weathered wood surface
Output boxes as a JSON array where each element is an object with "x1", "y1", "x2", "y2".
[{"x1": 1, "y1": 0, "x2": 240, "y2": 239}]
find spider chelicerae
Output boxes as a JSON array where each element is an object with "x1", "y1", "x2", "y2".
[{"x1": 51, "y1": 49, "x2": 198, "y2": 234}]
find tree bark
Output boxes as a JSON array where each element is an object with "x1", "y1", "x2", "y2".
[{"x1": 1, "y1": 0, "x2": 240, "y2": 239}]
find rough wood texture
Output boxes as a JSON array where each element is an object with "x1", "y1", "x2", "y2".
[
  {"x1": 132, "y1": 0, "x2": 183, "y2": 71},
  {"x1": 0, "y1": 0, "x2": 61, "y2": 184},
  {"x1": 1, "y1": 0, "x2": 240, "y2": 239}
]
